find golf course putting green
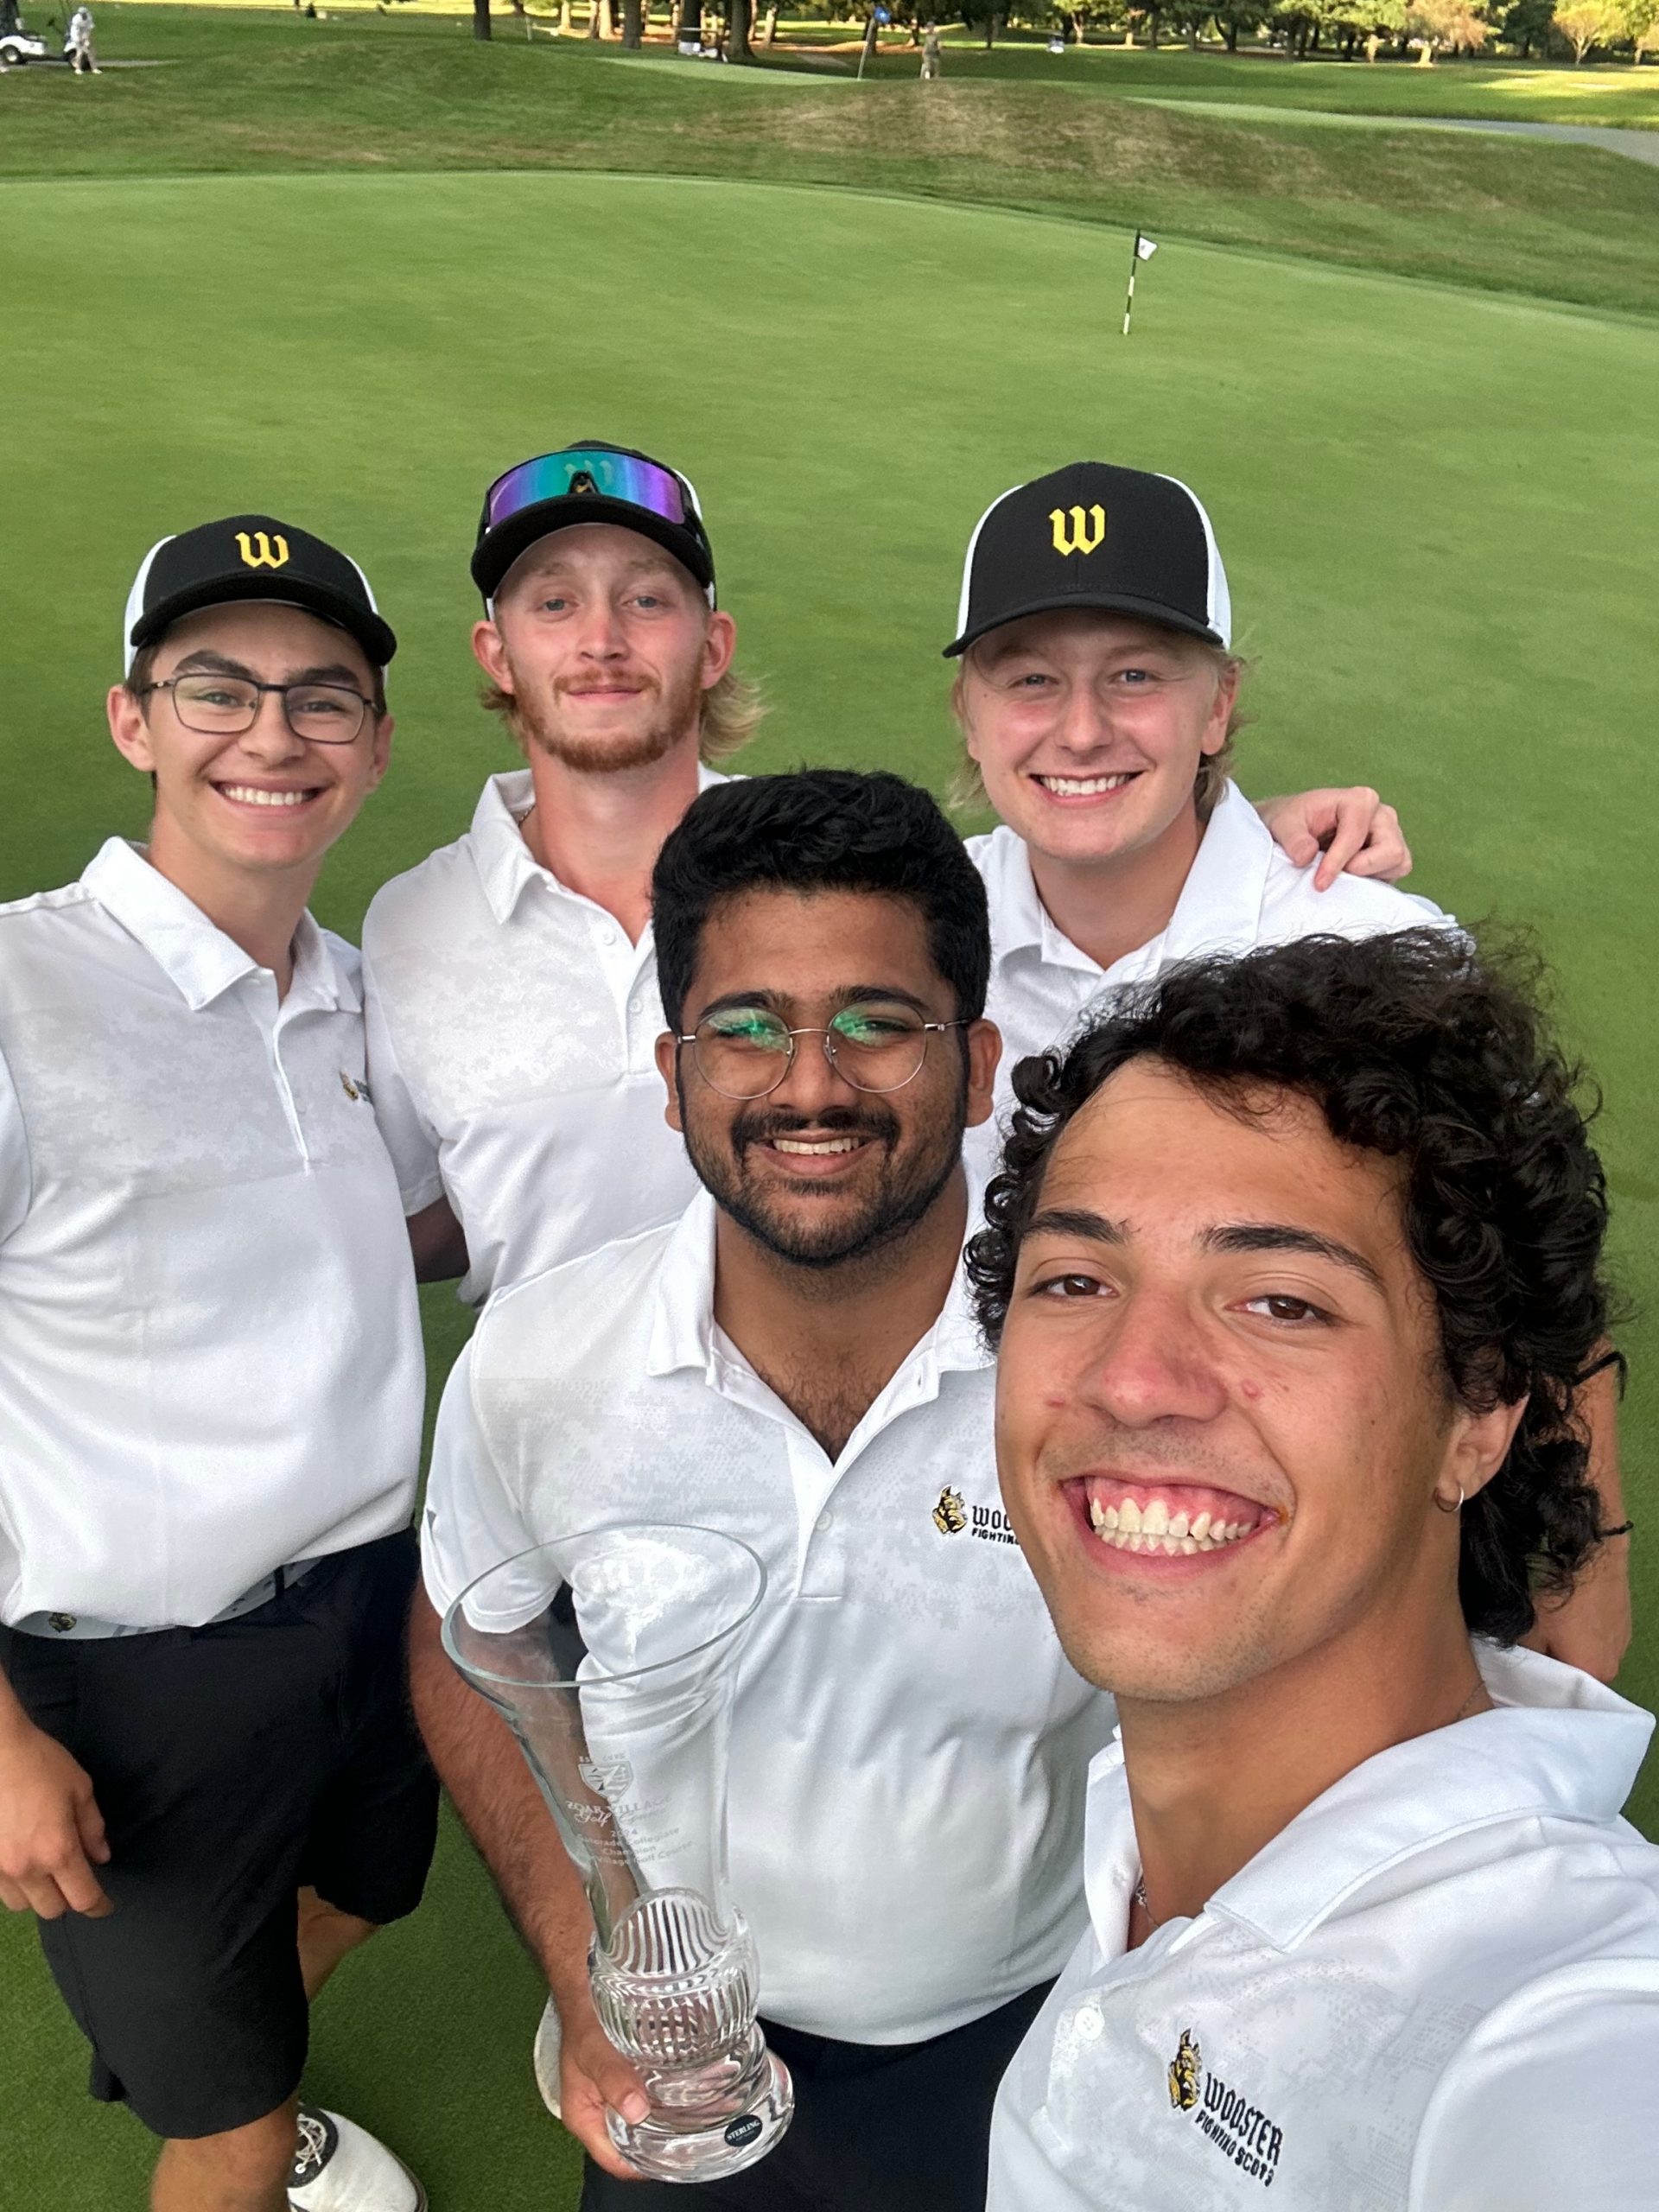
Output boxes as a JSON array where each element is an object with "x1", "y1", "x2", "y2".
[{"x1": 2, "y1": 164, "x2": 1654, "y2": 2203}]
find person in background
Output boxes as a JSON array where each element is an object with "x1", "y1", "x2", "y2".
[{"x1": 66, "y1": 4, "x2": 98, "y2": 73}]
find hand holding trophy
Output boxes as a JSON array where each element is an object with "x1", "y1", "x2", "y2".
[{"x1": 442, "y1": 1524, "x2": 793, "y2": 2183}]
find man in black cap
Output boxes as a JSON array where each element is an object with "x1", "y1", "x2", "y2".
[
  {"x1": 944, "y1": 459, "x2": 1629, "y2": 1680},
  {"x1": 0, "y1": 517, "x2": 435, "y2": 2211},
  {"x1": 359, "y1": 441, "x2": 1403, "y2": 1308}
]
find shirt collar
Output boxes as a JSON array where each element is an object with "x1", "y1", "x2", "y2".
[
  {"x1": 988, "y1": 781, "x2": 1276, "y2": 987},
  {"x1": 469, "y1": 764, "x2": 733, "y2": 929},
  {"x1": 645, "y1": 1189, "x2": 722, "y2": 1382},
  {"x1": 1084, "y1": 1643, "x2": 1656, "y2": 1960},
  {"x1": 645, "y1": 1185, "x2": 991, "y2": 1389},
  {"x1": 467, "y1": 771, "x2": 543, "y2": 926},
  {"x1": 80, "y1": 838, "x2": 351, "y2": 1013}
]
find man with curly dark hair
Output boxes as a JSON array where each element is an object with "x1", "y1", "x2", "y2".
[{"x1": 970, "y1": 929, "x2": 1658, "y2": 2210}]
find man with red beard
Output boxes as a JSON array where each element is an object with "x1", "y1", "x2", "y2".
[
  {"x1": 360, "y1": 441, "x2": 1407, "y2": 1306},
  {"x1": 361, "y1": 444, "x2": 754, "y2": 1300}
]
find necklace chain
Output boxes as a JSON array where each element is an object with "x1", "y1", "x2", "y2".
[{"x1": 1130, "y1": 1675, "x2": 1490, "y2": 1933}]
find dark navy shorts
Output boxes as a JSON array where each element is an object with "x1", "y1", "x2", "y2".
[{"x1": 0, "y1": 1529, "x2": 436, "y2": 2141}]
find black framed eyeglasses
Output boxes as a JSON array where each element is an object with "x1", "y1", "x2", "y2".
[
  {"x1": 136, "y1": 674, "x2": 375, "y2": 746},
  {"x1": 677, "y1": 1006, "x2": 967, "y2": 1101}
]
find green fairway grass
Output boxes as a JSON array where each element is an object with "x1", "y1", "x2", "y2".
[
  {"x1": 0, "y1": 159, "x2": 1655, "y2": 2204},
  {"x1": 856, "y1": 41, "x2": 1659, "y2": 127},
  {"x1": 48, "y1": 1, "x2": 1659, "y2": 130},
  {"x1": 3, "y1": 11, "x2": 1659, "y2": 312}
]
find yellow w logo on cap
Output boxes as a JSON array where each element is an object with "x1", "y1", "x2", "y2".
[
  {"x1": 234, "y1": 531, "x2": 289, "y2": 570},
  {"x1": 1050, "y1": 505, "x2": 1106, "y2": 557}
]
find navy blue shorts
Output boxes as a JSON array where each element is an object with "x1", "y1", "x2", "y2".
[
  {"x1": 0, "y1": 1530, "x2": 436, "y2": 2141},
  {"x1": 577, "y1": 1978, "x2": 1055, "y2": 2212}
]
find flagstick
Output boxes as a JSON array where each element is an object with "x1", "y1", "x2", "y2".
[{"x1": 1122, "y1": 231, "x2": 1141, "y2": 338}]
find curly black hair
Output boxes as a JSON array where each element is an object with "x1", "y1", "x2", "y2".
[
  {"x1": 652, "y1": 768, "x2": 990, "y2": 1035},
  {"x1": 965, "y1": 929, "x2": 1618, "y2": 1643}
]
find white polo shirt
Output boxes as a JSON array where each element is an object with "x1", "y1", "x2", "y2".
[
  {"x1": 422, "y1": 1190, "x2": 1115, "y2": 2044},
  {"x1": 361, "y1": 767, "x2": 726, "y2": 1303},
  {"x1": 965, "y1": 781, "x2": 1451, "y2": 1182},
  {"x1": 364, "y1": 775, "x2": 1448, "y2": 1296},
  {"x1": 988, "y1": 1643, "x2": 1659, "y2": 2211},
  {"x1": 0, "y1": 840, "x2": 424, "y2": 1630}
]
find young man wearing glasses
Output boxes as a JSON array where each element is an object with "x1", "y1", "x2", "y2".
[
  {"x1": 410, "y1": 770, "x2": 1116, "y2": 2212},
  {"x1": 359, "y1": 440, "x2": 1404, "y2": 1307},
  {"x1": 0, "y1": 519, "x2": 435, "y2": 2212}
]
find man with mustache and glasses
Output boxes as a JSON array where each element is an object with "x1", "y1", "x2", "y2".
[
  {"x1": 971, "y1": 931, "x2": 1656, "y2": 2211},
  {"x1": 0, "y1": 520, "x2": 434, "y2": 2212},
  {"x1": 359, "y1": 441, "x2": 1406, "y2": 1308},
  {"x1": 409, "y1": 770, "x2": 1118, "y2": 2211}
]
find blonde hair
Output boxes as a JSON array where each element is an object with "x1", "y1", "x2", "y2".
[
  {"x1": 949, "y1": 639, "x2": 1248, "y2": 824},
  {"x1": 696, "y1": 663, "x2": 766, "y2": 764}
]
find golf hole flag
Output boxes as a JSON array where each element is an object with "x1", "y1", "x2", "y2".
[{"x1": 1123, "y1": 232, "x2": 1159, "y2": 337}]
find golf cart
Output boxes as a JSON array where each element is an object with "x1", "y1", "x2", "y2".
[{"x1": 0, "y1": 0, "x2": 49, "y2": 64}]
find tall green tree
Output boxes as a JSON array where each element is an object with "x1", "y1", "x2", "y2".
[
  {"x1": 1501, "y1": 0, "x2": 1554, "y2": 54},
  {"x1": 1615, "y1": 0, "x2": 1659, "y2": 54},
  {"x1": 1209, "y1": 0, "x2": 1261, "y2": 48},
  {"x1": 1406, "y1": 0, "x2": 1491, "y2": 57},
  {"x1": 1553, "y1": 0, "x2": 1614, "y2": 53}
]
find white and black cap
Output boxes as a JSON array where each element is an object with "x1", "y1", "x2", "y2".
[
  {"x1": 944, "y1": 461, "x2": 1231, "y2": 658},
  {"x1": 123, "y1": 515, "x2": 397, "y2": 676}
]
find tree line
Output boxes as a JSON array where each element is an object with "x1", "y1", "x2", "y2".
[{"x1": 467, "y1": 0, "x2": 1659, "y2": 65}]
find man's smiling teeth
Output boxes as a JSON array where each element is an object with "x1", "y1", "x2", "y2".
[
  {"x1": 218, "y1": 785, "x2": 314, "y2": 808},
  {"x1": 1036, "y1": 772, "x2": 1135, "y2": 797},
  {"x1": 772, "y1": 1137, "x2": 861, "y2": 1156},
  {"x1": 1088, "y1": 1496, "x2": 1255, "y2": 1554}
]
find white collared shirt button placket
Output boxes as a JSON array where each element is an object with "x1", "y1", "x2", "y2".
[{"x1": 423, "y1": 1190, "x2": 1117, "y2": 2049}]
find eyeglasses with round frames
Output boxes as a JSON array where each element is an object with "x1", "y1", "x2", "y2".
[
  {"x1": 677, "y1": 1006, "x2": 967, "y2": 1101},
  {"x1": 136, "y1": 674, "x2": 375, "y2": 747}
]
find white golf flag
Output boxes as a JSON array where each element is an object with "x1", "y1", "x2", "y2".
[{"x1": 1135, "y1": 233, "x2": 1159, "y2": 261}]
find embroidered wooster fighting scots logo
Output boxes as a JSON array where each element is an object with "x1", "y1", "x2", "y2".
[
  {"x1": 1049, "y1": 505, "x2": 1106, "y2": 557},
  {"x1": 932, "y1": 1484, "x2": 968, "y2": 1535},
  {"x1": 1168, "y1": 2030, "x2": 1202, "y2": 2113},
  {"x1": 234, "y1": 531, "x2": 289, "y2": 570},
  {"x1": 931, "y1": 1485, "x2": 1021, "y2": 1548},
  {"x1": 1167, "y1": 2029, "x2": 1285, "y2": 2189}
]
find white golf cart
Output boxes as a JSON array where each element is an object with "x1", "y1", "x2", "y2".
[{"x1": 0, "y1": 23, "x2": 49, "y2": 61}]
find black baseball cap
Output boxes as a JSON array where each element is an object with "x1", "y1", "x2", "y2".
[
  {"x1": 944, "y1": 462, "x2": 1231, "y2": 658},
  {"x1": 124, "y1": 515, "x2": 397, "y2": 674},
  {"x1": 471, "y1": 442, "x2": 716, "y2": 609}
]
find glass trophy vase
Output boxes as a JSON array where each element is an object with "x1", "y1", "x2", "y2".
[{"x1": 443, "y1": 1523, "x2": 793, "y2": 2183}]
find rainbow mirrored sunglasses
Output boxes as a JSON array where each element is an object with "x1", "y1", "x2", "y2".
[{"x1": 483, "y1": 447, "x2": 701, "y2": 533}]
